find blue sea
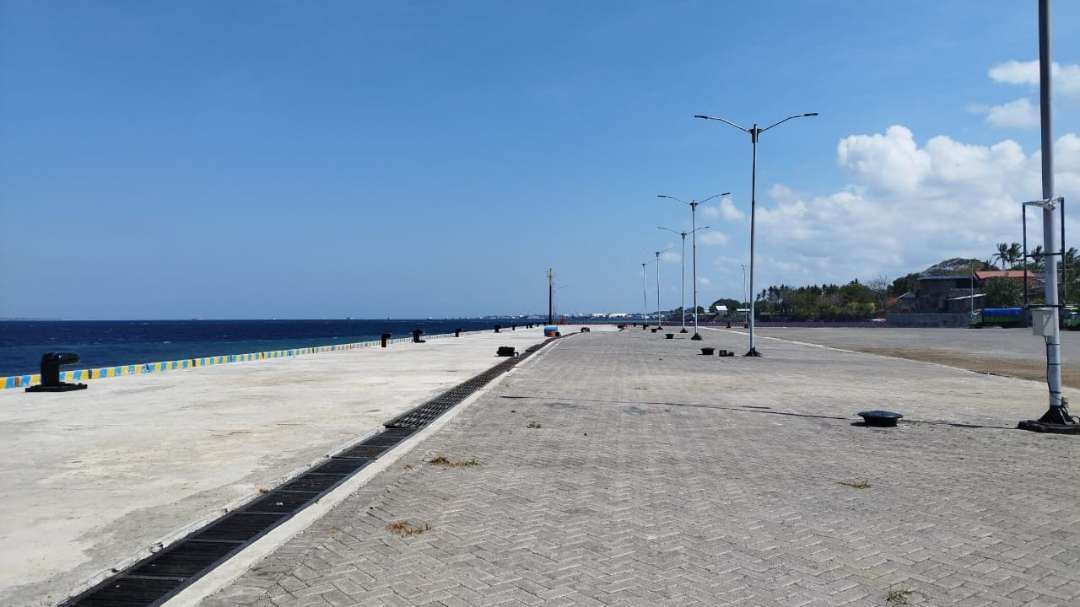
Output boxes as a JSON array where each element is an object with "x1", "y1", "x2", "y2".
[{"x1": 0, "y1": 319, "x2": 531, "y2": 376}]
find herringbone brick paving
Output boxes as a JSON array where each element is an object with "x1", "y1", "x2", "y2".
[{"x1": 205, "y1": 329, "x2": 1080, "y2": 606}]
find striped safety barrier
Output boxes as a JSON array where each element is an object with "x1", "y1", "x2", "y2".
[{"x1": 1, "y1": 330, "x2": 466, "y2": 391}]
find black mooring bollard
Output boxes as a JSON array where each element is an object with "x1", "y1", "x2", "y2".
[
  {"x1": 858, "y1": 410, "x2": 903, "y2": 427},
  {"x1": 26, "y1": 352, "x2": 87, "y2": 392},
  {"x1": 455, "y1": 328, "x2": 461, "y2": 337},
  {"x1": 511, "y1": 324, "x2": 516, "y2": 331},
  {"x1": 381, "y1": 333, "x2": 391, "y2": 348},
  {"x1": 494, "y1": 325, "x2": 501, "y2": 333},
  {"x1": 412, "y1": 329, "x2": 425, "y2": 343}
]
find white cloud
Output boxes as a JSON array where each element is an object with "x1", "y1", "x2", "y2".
[
  {"x1": 698, "y1": 231, "x2": 730, "y2": 246},
  {"x1": 659, "y1": 250, "x2": 681, "y2": 263},
  {"x1": 698, "y1": 276, "x2": 711, "y2": 286},
  {"x1": 702, "y1": 197, "x2": 744, "y2": 221},
  {"x1": 988, "y1": 60, "x2": 1080, "y2": 98},
  {"x1": 749, "y1": 126, "x2": 1080, "y2": 290},
  {"x1": 983, "y1": 98, "x2": 1040, "y2": 128},
  {"x1": 836, "y1": 126, "x2": 930, "y2": 193}
]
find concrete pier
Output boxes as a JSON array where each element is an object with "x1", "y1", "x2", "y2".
[
  {"x1": 0, "y1": 328, "x2": 579, "y2": 606},
  {"x1": 202, "y1": 328, "x2": 1080, "y2": 606}
]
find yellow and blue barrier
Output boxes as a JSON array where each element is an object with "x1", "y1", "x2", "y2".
[{"x1": 1, "y1": 330, "x2": 466, "y2": 391}]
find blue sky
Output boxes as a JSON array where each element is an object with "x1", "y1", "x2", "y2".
[{"x1": 2, "y1": 1, "x2": 1079, "y2": 319}]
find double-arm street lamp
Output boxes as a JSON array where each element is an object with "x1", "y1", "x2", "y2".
[
  {"x1": 694, "y1": 112, "x2": 818, "y2": 356},
  {"x1": 659, "y1": 225, "x2": 711, "y2": 333},
  {"x1": 658, "y1": 193, "x2": 729, "y2": 340}
]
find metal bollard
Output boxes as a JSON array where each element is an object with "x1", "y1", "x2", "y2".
[
  {"x1": 26, "y1": 352, "x2": 87, "y2": 392},
  {"x1": 455, "y1": 328, "x2": 461, "y2": 337},
  {"x1": 494, "y1": 325, "x2": 501, "y2": 333},
  {"x1": 381, "y1": 333, "x2": 391, "y2": 348},
  {"x1": 412, "y1": 329, "x2": 425, "y2": 343}
]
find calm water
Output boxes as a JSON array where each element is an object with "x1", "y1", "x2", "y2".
[{"x1": 0, "y1": 319, "x2": 529, "y2": 376}]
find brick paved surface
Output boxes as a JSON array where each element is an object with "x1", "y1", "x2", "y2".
[{"x1": 204, "y1": 329, "x2": 1080, "y2": 606}]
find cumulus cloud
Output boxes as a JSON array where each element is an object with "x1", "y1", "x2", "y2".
[
  {"x1": 698, "y1": 231, "x2": 730, "y2": 246},
  {"x1": 983, "y1": 98, "x2": 1041, "y2": 128},
  {"x1": 698, "y1": 276, "x2": 711, "y2": 286},
  {"x1": 988, "y1": 60, "x2": 1080, "y2": 98},
  {"x1": 747, "y1": 126, "x2": 1079, "y2": 290},
  {"x1": 659, "y1": 250, "x2": 681, "y2": 263},
  {"x1": 702, "y1": 197, "x2": 744, "y2": 221}
]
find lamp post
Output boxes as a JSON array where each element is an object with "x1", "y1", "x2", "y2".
[
  {"x1": 641, "y1": 262, "x2": 649, "y2": 326},
  {"x1": 655, "y1": 251, "x2": 663, "y2": 329},
  {"x1": 660, "y1": 226, "x2": 712, "y2": 333},
  {"x1": 658, "y1": 193, "x2": 728, "y2": 340},
  {"x1": 695, "y1": 111, "x2": 818, "y2": 356},
  {"x1": 1019, "y1": 0, "x2": 1075, "y2": 431}
]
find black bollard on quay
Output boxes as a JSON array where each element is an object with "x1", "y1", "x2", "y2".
[
  {"x1": 26, "y1": 352, "x2": 87, "y2": 393},
  {"x1": 494, "y1": 325, "x2": 501, "y2": 333},
  {"x1": 381, "y1": 333, "x2": 391, "y2": 348},
  {"x1": 412, "y1": 329, "x2": 425, "y2": 343}
]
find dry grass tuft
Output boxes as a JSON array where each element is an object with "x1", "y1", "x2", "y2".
[
  {"x1": 885, "y1": 588, "x2": 913, "y2": 605},
  {"x1": 428, "y1": 456, "x2": 480, "y2": 468},
  {"x1": 386, "y1": 520, "x2": 431, "y2": 537}
]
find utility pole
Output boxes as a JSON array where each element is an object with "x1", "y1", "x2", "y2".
[
  {"x1": 695, "y1": 112, "x2": 817, "y2": 355},
  {"x1": 547, "y1": 268, "x2": 554, "y2": 325},
  {"x1": 658, "y1": 227, "x2": 689, "y2": 332},
  {"x1": 1021, "y1": 0, "x2": 1075, "y2": 431},
  {"x1": 641, "y1": 262, "x2": 648, "y2": 326},
  {"x1": 655, "y1": 250, "x2": 663, "y2": 329}
]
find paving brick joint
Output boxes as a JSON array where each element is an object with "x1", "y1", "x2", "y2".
[{"x1": 204, "y1": 330, "x2": 1080, "y2": 606}]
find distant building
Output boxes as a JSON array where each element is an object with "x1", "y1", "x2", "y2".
[{"x1": 898, "y1": 270, "x2": 1039, "y2": 313}]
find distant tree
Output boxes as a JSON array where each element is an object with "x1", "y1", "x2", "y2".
[
  {"x1": 888, "y1": 272, "x2": 920, "y2": 296},
  {"x1": 709, "y1": 298, "x2": 741, "y2": 315},
  {"x1": 1007, "y1": 242, "x2": 1023, "y2": 268},
  {"x1": 984, "y1": 277, "x2": 1023, "y2": 307},
  {"x1": 994, "y1": 242, "x2": 1012, "y2": 270}
]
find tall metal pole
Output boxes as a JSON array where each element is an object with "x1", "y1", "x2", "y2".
[
  {"x1": 680, "y1": 232, "x2": 687, "y2": 332},
  {"x1": 547, "y1": 268, "x2": 554, "y2": 325},
  {"x1": 1037, "y1": 0, "x2": 1067, "y2": 421},
  {"x1": 741, "y1": 264, "x2": 748, "y2": 316},
  {"x1": 747, "y1": 126, "x2": 761, "y2": 356},
  {"x1": 642, "y1": 263, "x2": 648, "y2": 326},
  {"x1": 655, "y1": 250, "x2": 662, "y2": 329},
  {"x1": 691, "y1": 201, "x2": 701, "y2": 340},
  {"x1": 970, "y1": 261, "x2": 975, "y2": 318}
]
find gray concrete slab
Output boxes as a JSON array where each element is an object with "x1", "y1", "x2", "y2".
[
  {"x1": 741, "y1": 326, "x2": 1080, "y2": 388},
  {"x1": 204, "y1": 328, "x2": 1080, "y2": 606},
  {"x1": 0, "y1": 326, "x2": 602, "y2": 606}
]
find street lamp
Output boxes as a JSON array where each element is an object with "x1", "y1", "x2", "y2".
[
  {"x1": 658, "y1": 193, "x2": 729, "y2": 340},
  {"x1": 659, "y1": 225, "x2": 711, "y2": 333},
  {"x1": 641, "y1": 262, "x2": 649, "y2": 326},
  {"x1": 695, "y1": 111, "x2": 818, "y2": 356},
  {"x1": 653, "y1": 248, "x2": 672, "y2": 329}
]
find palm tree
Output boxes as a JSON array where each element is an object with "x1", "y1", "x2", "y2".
[
  {"x1": 994, "y1": 242, "x2": 1010, "y2": 270},
  {"x1": 1007, "y1": 242, "x2": 1022, "y2": 268}
]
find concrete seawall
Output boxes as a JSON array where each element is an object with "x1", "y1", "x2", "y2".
[{"x1": 0, "y1": 326, "x2": 594, "y2": 606}]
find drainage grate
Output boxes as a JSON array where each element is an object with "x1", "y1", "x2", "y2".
[
  {"x1": 68, "y1": 578, "x2": 181, "y2": 607},
  {"x1": 385, "y1": 337, "x2": 555, "y2": 431},
  {"x1": 61, "y1": 335, "x2": 559, "y2": 607},
  {"x1": 189, "y1": 512, "x2": 289, "y2": 543},
  {"x1": 127, "y1": 541, "x2": 240, "y2": 579}
]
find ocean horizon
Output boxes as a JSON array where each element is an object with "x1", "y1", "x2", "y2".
[{"x1": 0, "y1": 318, "x2": 544, "y2": 376}]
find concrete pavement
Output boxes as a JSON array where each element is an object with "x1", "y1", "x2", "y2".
[
  {"x1": 202, "y1": 328, "x2": 1080, "y2": 606},
  {"x1": 0, "y1": 327, "x2": 572, "y2": 606}
]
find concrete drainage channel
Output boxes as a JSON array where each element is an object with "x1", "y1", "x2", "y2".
[{"x1": 61, "y1": 336, "x2": 560, "y2": 607}]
